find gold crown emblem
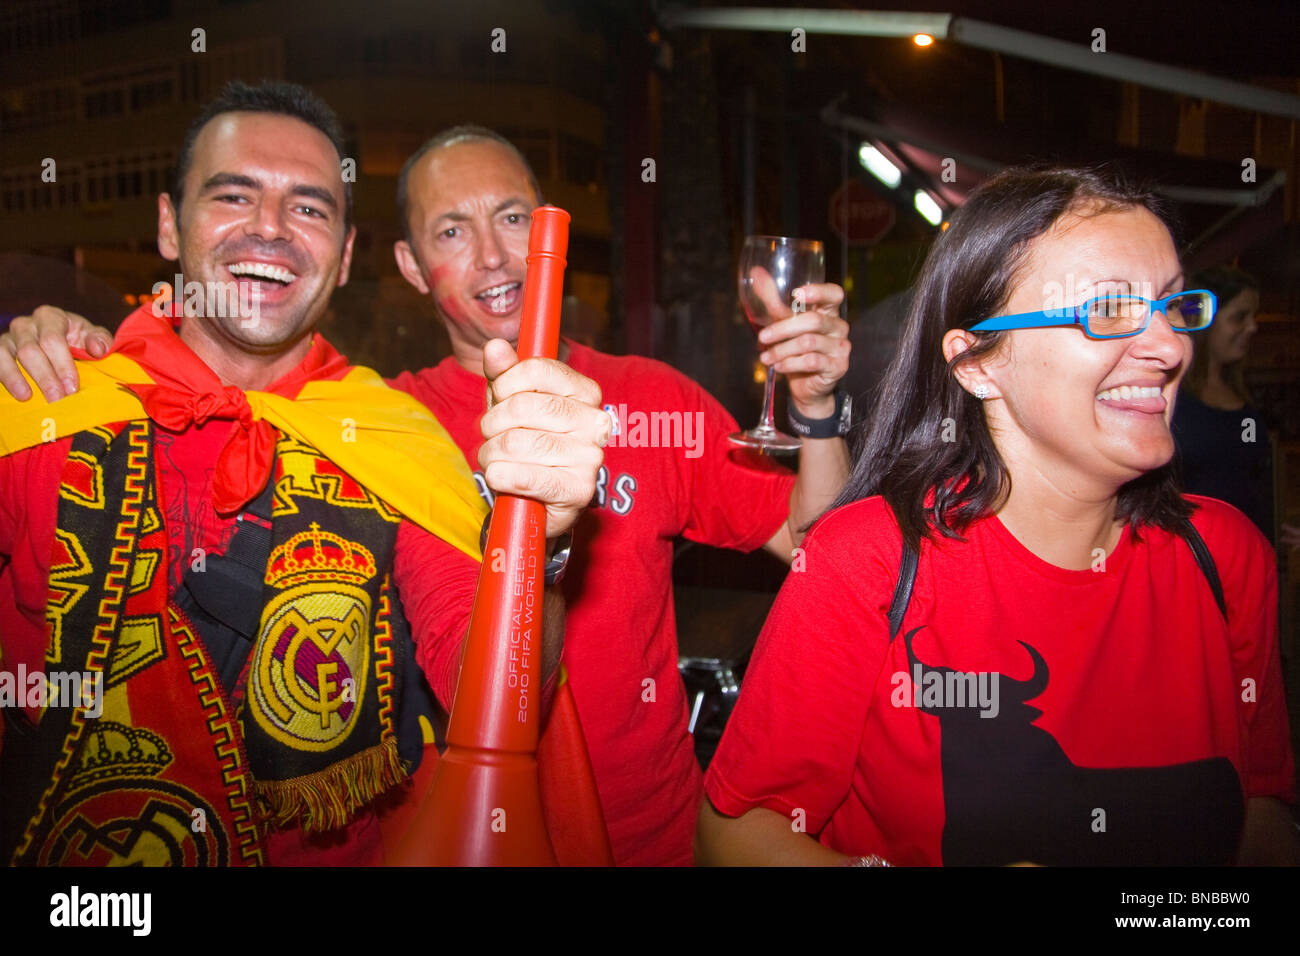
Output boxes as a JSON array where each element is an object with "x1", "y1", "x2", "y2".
[
  {"x1": 70, "y1": 721, "x2": 172, "y2": 791},
  {"x1": 266, "y1": 523, "x2": 377, "y2": 589}
]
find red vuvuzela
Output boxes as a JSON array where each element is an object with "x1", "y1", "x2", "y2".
[{"x1": 390, "y1": 206, "x2": 601, "y2": 866}]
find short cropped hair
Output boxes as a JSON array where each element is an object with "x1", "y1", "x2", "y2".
[
  {"x1": 396, "y1": 125, "x2": 543, "y2": 243},
  {"x1": 172, "y1": 80, "x2": 352, "y2": 230}
]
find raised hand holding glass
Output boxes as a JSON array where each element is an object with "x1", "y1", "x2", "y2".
[{"x1": 731, "y1": 236, "x2": 826, "y2": 451}]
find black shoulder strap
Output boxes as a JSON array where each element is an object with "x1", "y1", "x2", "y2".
[
  {"x1": 1179, "y1": 517, "x2": 1228, "y2": 621},
  {"x1": 884, "y1": 519, "x2": 1227, "y2": 640},
  {"x1": 888, "y1": 541, "x2": 919, "y2": 641},
  {"x1": 175, "y1": 480, "x2": 277, "y2": 692},
  {"x1": 175, "y1": 479, "x2": 438, "y2": 770}
]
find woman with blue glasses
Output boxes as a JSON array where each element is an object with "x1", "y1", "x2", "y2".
[{"x1": 698, "y1": 165, "x2": 1297, "y2": 866}]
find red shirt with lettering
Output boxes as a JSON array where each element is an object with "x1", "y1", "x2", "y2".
[{"x1": 390, "y1": 341, "x2": 796, "y2": 865}]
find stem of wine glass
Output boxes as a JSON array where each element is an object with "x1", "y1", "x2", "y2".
[{"x1": 758, "y1": 362, "x2": 778, "y2": 432}]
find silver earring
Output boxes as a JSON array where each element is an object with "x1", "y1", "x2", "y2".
[{"x1": 973, "y1": 384, "x2": 990, "y2": 400}]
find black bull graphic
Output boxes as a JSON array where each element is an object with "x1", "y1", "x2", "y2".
[{"x1": 902, "y1": 627, "x2": 1243, "y2": 866}]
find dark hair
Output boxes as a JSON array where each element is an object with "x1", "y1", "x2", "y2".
[
  {"x1": 395, "y1": 125, "x2": 542, "y2": 244},
  {"x1": 1183, "y1": 264, "x2": 1259, "y2": 402},
  {"x1": 831, "y1": 164, "x2": 1193, "y2": 550},
  {"x1": 171, "y1": 80, "x2": 351, "y2": 230}
]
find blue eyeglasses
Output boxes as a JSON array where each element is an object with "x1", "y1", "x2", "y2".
[{"x1": 970, "y1": 289, "x2": 1217, "y2": 340}]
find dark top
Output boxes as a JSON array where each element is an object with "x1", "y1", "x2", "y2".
[{"x1": 1171, "y1": 389, "x2": 1274, "y2": 539}]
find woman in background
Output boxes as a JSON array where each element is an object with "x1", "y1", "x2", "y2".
[
  {"x1": 1171, "y1": 266, "x2": 1274, "y2": 539},
  {"x1": 696, "y1": 166, "x2": 1298, "y2": 867}
]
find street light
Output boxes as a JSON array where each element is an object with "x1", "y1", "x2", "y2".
[
  {"x1": 661, "y1": 7, "x2": 1300, "y2": 121},
  {"x1": 914, "y1": 189, "x2": 943, "y2": 226},
  {"x1": 858, "y1": 143, "x2": 901, "y2": 188}
]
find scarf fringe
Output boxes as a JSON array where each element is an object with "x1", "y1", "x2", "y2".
[{"x1": 256, "y1": 737, "x2": 405, "y2": 832}]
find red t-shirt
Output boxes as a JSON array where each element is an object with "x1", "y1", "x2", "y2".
[
  {"x1": 705, "y1": 494, "x2": 1294, "y2": 866},
  {"x1": 390, "y1": 341, "x2": 796, "y2": 865},
  {"x1": 0, "y1": 333, "x2": 478, "y2": 866}
]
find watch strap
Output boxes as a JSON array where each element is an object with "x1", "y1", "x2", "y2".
[{"x1": 788, "y1": 387, "x2": 851, "y2": 439}]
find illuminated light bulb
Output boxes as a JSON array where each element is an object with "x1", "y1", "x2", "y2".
[
  {"x1": 858, "y1": 144, "x2": 901, "y2": 188},
  {"x1": 914, "y1": 189, "x2": 943, "y2": 226}
]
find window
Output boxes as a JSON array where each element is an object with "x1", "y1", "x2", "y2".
[
  {"x1": 129, "y1": 76, "x2": 173, "y2": 111},
  {"x1": 0, "y1": 0, "x2": 77, "y2": 56},
  {"x1": 84, "y1": 87, "x2": 125, "y2": 119},
  {"x1": 2, "y1": 150, "x2": 171, "y2": 214},
  {"x1": 77, "y1": 0, "x2": 172, "y2": 39},
  {"x1": 83, "y1": 63, "x2": 178, "y2": 121},
  {"x1": 0, "y1": 83, "x2": 76, "y2": 133}
]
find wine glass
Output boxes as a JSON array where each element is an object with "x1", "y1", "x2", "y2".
[{"x1": 729, "y1": 235, "x2": 825, "y2": 452}]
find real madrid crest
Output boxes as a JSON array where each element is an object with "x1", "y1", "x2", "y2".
[{"x1": 249, "y1": 522, "x2": 377, "y2": 751}]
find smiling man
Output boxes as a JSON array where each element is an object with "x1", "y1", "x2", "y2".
[
  {"x1": 162, "y1": 109, "x2": 353, "y2": 381},
  {"x1": 385, "y1": 127, "x2": 853, "y2": 865},
  {"x1": 0, "y1": 84, "x2": 608, "y2": 867}
]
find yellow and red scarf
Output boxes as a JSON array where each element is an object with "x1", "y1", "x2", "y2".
[
  {"x1": 0, "y1": 308, "x2": 488, "y2": 863},
  {"x1": 0, "y1": 305, "x2": 486, "y2": 554}
]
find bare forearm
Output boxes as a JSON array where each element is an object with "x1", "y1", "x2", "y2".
[
  {"x1": 695, "y1": 799, "x2": 847, "y2": 866},
  {"x1": 540, "y1": 582, "x2": 565, "y2": 685},
  {"x1": 1237, "y1": 796, "x2": 1300, "y2": 865},
  {"x1": 787, "y1": 435, "x2": 850, "y2": 545}
]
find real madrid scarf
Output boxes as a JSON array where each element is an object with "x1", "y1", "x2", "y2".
[
  {"x1": 0, "y1": 308, "x2": 489, "y2": 859},
  {"x1": 247, "y1": 432, "x2": 409, "y2": 830},
  {"x1": 2, "y1": 421, "x2": 420, "y2": 862},
  {"x1": 2, "y1": 421, "x2": 268, "y2": 865}
]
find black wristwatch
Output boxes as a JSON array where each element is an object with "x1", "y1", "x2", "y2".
[
  {"x1": 787, "y1": 387, "x2": 852, "y2": 439},
  {"x1": 479, "y1": 512, "x2": 573, "y2": 586},
  {"x1": 543, "y1": 530, "x2": 573, "y2": 586}
]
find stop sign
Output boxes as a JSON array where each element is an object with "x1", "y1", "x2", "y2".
[{"x1": 829, "y1": 180, "x2": 896, "y2": 245}]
